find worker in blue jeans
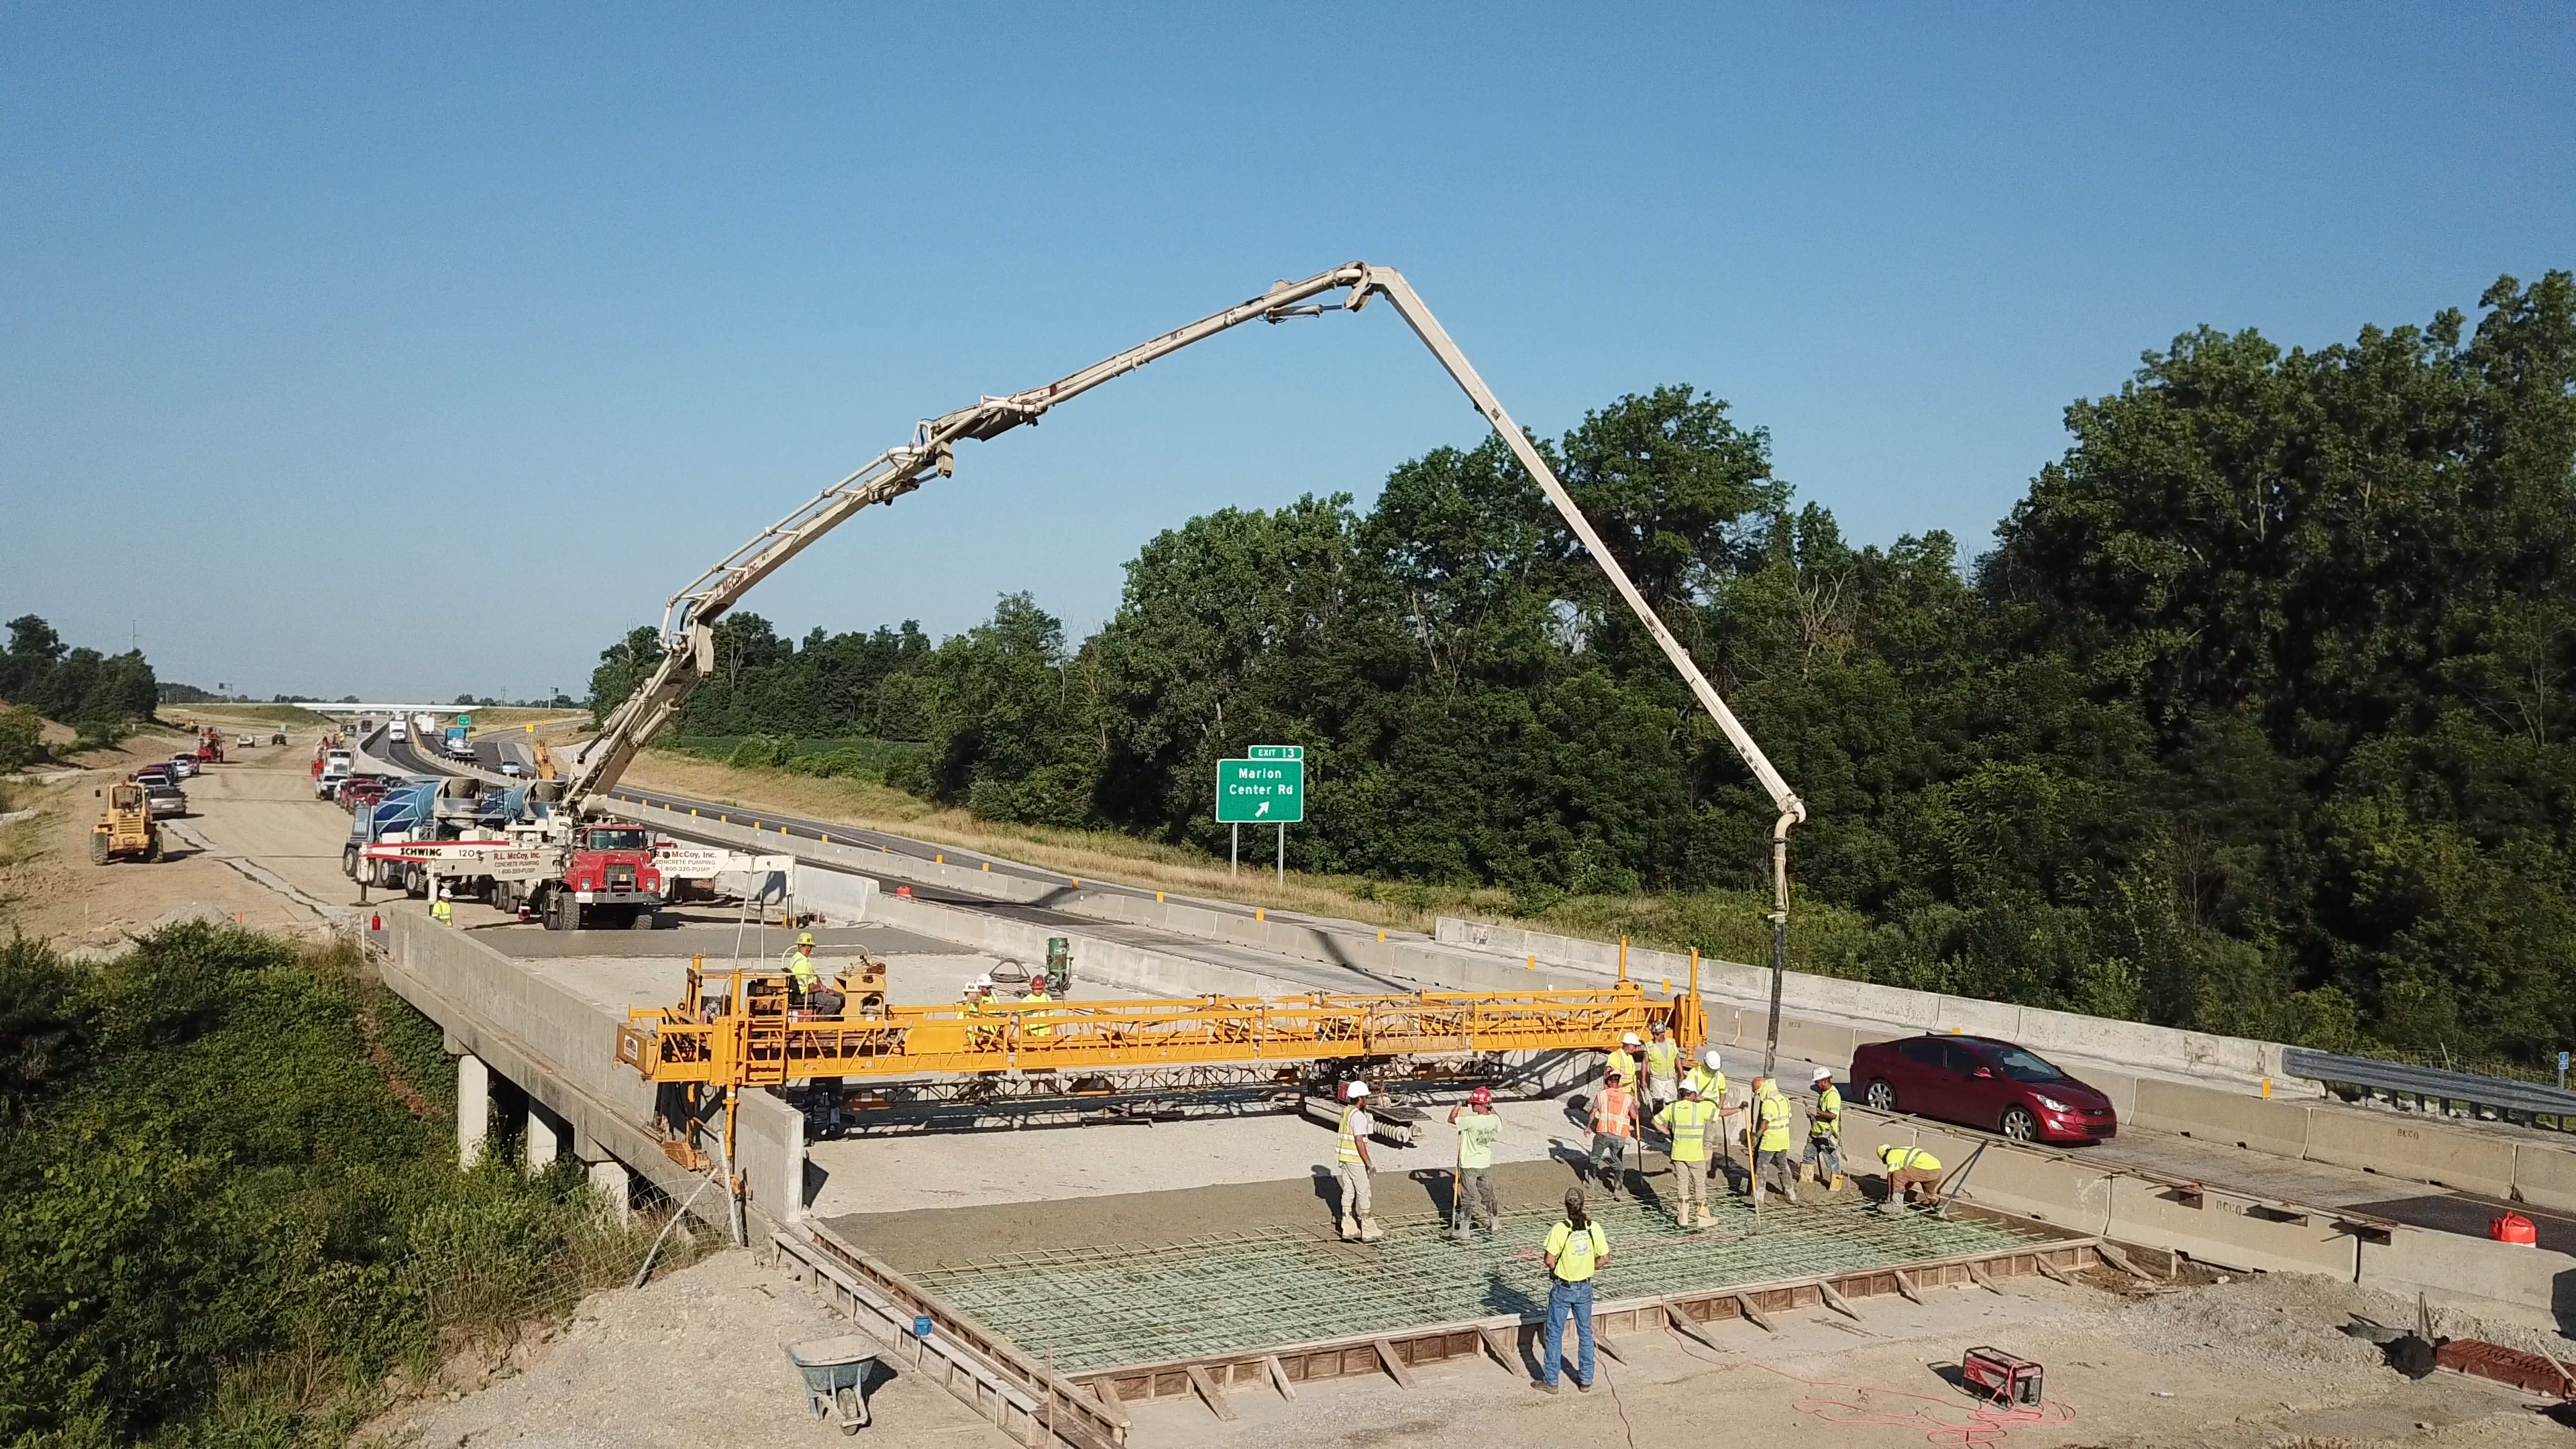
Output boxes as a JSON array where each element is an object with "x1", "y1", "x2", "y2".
[{"x1": 1536, "y1": 1187, "x2": 1609, "y2": 1393}]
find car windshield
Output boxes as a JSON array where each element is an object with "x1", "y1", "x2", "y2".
[
  {"x1": 1988, "y1": 1045, "x2": 2068, "y2": 1083},
  {"x1": 588, "y1": 828, "x2": 649, "y2": 851}
]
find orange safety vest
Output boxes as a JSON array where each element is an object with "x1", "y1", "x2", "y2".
[{"x1": 1591, "y1": 1083, "x2": 1635, "y2": 1138}]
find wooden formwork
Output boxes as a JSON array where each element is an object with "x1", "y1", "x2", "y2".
[{"x1": 1077, "y1": 1236, "x2": 2104, "y2": 1414}]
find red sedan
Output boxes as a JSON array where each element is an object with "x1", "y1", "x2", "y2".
[{"x1": 1849, "y1": 1034, "x2": 2118, "y2": 1144}]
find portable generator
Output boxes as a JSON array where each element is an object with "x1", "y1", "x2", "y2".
[{"x1": 1961, "y1": 1346, "x2": 2043, "y2": 1405}]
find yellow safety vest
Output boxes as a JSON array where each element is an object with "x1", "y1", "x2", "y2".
[
  {"x1": 430, "y1": 899, "x2": 453, "y2": 926},
  {"x1": 1606, "y1": 1048, "x2": 1637, "y2": 1085},
  {"x1": 1644, "y1": 1040, "x2": 1679, "y2": 1083},
  {"x1": 1756, "y1": 1091, "x2": 1792, "y2": 1152},
  {"x1": 1685, "y1": 1065, "x2": 1726, "y2": 1100},
  {"x1": 1811, "y1": 1084, "x2": 1842, "y2": 1139},
  {"x1": 1336, "y1": 1105, "x2": 1367, "y2": 1163},
  {"x1": 1656, "y1": 1097, "x2": 1719, "y2": 1163},
  {"x1": 785, "y1": 949, "x2": 816, "y2": 992},
  {"x1": 1880, "y1": 1146, "x2": 1940, "y2": 1173},
  {"x1": 1544, "y1": 1220, "x2": 1608, "y2": 1283},
  {"x1": 1022, "y1": 987, "x2": 1053, "y2": 1037}
]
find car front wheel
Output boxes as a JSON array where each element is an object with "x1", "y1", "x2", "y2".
[
  {"x1": 2000, "y1": 1106, "x2": 2039, "y2": 1142},
  {"x1": 1865, "y1": 1079, "x2": 1895, "y2": 1112}
]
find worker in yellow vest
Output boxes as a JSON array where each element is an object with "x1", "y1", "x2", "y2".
[
  {"x1": 1804, "y1": 1067, "x2": 1845, "y2": 1191},
  {"x1": 1536, "y1": 1187, "x2": 1608, "y2": 1394},
  {"x1": 1750, "y1": 1075, "x2": 1798, "y2": 1203},
  {"x1": 1336, "y1": 1081, "x2": 1383, "y2": 1242},
  {"x1": 784, "y1": 932, "x2": 818, "y2": 1004},
  {"x1": 1684, "y1": 1048, "x2": 1741, "y2": 1192},
  {"x1": 1607, "y1": 1032, "x2": 1641, "y2": 1091},
  {"x1": 430, "y1": 887, "x2": 453, "y2": 927},
  {"x1": 1877, "y1": 1144, "x2": 1943, "y2": 1210},
  {"x1": 1641, "y1": 1022, "x2": 1679, "y2": 1120},
  {"x1": 1447, "y1": 1087, "x2": 1501, "y2": 1239},
  {"x1": 1588, "y1": 1071, "x2": 1641, "y2": 1199},
  {"x1": 1652, "y1": 1077, "x2": 1719, "y2": 1228},
  {"x1": 961, "y1": 977, "x2": 996, "y2": 1046},
  {"x1": 1021, "y1": 979, "x2": 1054, "y2": 1038}
]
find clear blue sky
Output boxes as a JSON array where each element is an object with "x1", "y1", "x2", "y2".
[{"x1": 5, "y1": 5, "x2": 2570, "y2": 702}]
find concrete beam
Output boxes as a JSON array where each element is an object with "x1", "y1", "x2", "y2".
[
  {"x1": 527, "y1": 1099, "x2": 568, "y2": 1173},
  {"x1": 590, "y1": 1159, "x2": 634, "y2": 1226},
  {"x1": 456, "y1": 1053, "x2": 490, "y2": 1169}
]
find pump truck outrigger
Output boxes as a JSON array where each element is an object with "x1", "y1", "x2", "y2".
[{"x1": 558, "y1": 262, "x2": 1806, "y2": 1034}]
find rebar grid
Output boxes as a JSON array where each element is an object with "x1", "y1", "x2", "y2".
[{"x1": 916, "y1": 1193, "x2": 2044, "y2": 1373}]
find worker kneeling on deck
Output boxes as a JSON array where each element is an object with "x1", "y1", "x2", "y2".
[
  {"x1": 1652, "y1": 1077, "x2": 1717, "y2": 1228},
  {"x1": 1876, "y1": 1144, "x2": 1942, "y2": 1209},
  {"x1": 1336, "y1": 1081, "x2": 1383, "y2": 1243},
  {"x1": 1536, "y1": 1187, "x2": 1607, "y2": 1395},
  {"x1": 1751, "y1": 1075, "x2": 1797, "y2": 1203},
  {"x1": 1448, "y1": 1087, "x2": 1501, "y2": 1240}
]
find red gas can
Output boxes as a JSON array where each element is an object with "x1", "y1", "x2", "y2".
[{"x1": 2490, "y1": 1212, "x2": 2538, "y2": 1245}]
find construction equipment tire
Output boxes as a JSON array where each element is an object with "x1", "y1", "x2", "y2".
[
  {"x1": 144, "y1": 834, "x2": 162, "y2": 863},
  {"x1": 89, "y1": 833, "x2": 109, "y2": 865},
  {"x1": 629, "y1": 910, "x2": 655, "y2": 931}
]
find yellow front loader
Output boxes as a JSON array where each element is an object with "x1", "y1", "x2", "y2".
[{"x1": 91, "y1": 782, "x2": 162, "y2": 864}]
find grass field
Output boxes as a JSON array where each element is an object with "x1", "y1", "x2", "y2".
[{"x1": 172, "y1": 702, "x2": 335, "y2": 727}]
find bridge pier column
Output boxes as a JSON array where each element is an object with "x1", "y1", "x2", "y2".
[
  {"x1": 525, "y1": 1100, "x2": 568, "y2": 1173},
  {"x1": 588, "y1": 1159, "x2": 634, "y2": 1226},
  {"x1": 456, "y1": 1053, "x2": 491, "y2": 1169}
]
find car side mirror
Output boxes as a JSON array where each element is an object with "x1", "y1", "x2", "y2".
[{"x1": 1970, "y1": 1066, "x2": 1994, "y2": 1079}]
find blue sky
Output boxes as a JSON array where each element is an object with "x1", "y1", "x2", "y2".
[{"x1": 4, "y1": 5, "x2": 2571, "y2": 702}]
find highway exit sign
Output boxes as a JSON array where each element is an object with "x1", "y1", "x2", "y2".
[
  {"x1": 1216, "y1": 757, "x2": 1305, "y2": 823},
  {"x1": 1248, "y1": 744, "x2": 1302, "y2": 760}
]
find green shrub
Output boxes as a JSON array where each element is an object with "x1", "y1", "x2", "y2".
[
  {"x1": 0, "y1": 706, "x2": 41, "y2": 771},
  {"x1": 0, "y1": 925, "x2": 701, "y2": 1444}
]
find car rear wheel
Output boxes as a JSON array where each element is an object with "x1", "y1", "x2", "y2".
[
  {"x1": 1864, "y1": 1079, "x2": 1895, "y2": 1112},
  {"x1": 2000, "y1": 1106, "x2": 2039, "y2": 1142}
]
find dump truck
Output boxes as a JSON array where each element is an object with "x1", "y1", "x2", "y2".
[{"x1": 90, "y1": 782, "x2": 162, "y2": 863}]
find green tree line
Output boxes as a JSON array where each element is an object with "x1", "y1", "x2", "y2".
[{"x1": 591, "y1": 273, "x2": 2576, "y2": 1064}]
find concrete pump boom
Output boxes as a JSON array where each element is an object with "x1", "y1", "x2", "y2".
[{"x1": 568, "y1": 262, "x2": 1808, "y2": 1064}]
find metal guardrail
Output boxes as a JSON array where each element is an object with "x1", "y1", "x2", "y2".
[{"x1": 2283, "y1": 1047, "x2": 2576, "y2": 1119}]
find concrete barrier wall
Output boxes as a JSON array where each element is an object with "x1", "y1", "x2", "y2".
[
  {"x1": 2516, "y1": 1144, "x2": 2576, "y2": 1215},
  {"x1": 729, "y1": 1087, "x2": 806, "y2": 1222},
  {"x1": 2306, "y1": 1111, "x2": 2519, "y2": 1198},
  {"x1": 2131, "y1": 1078, "x2": 2314, "y2": 1159},
  {"x1": 610, "y1": 798, "x2": 1062, "y2": 905},
  {"x1": 1440, "y1": 916, "x2": 2296, "y2": 1087},
  {"x1": 2360, "y1": 1226, "x2": 2575, "y2": 1334},
  {"x1": 790, "y1": 866, "x2": 879, "y2": 927}
]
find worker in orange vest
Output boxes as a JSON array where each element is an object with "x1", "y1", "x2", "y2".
[{"x1": 1589, "y1": 1070, "x2": 1642, "y2": 1200}]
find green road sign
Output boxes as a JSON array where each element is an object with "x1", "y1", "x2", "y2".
[
  {"x1": 1248, "y1": 744, "x2": 1303, "y2": 760},
  {"x1": 1216, "y1": 757, "x2": 1305, "y2": 823}
]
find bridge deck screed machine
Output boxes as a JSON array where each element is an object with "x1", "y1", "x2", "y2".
[{"x1": 582, "y1": 262, "x2": 1819, "y2": 1152}]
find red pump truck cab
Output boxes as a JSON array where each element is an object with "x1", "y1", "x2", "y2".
[{"x1": 533, "y1": 822, "x2": 663, "y2": 931}]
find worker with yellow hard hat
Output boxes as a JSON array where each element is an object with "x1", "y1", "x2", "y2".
[
  {"x1": 1876, "y1": 1143, "x2": 1943, "y2": 1210},
  {"x1": 784, "y1": 932, "x2": 818, "y2": 1004}
]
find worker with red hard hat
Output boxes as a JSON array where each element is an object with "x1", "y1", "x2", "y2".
[{"x1": 1447, "y1": 1086, "x2": 1502, "y2": 1239}]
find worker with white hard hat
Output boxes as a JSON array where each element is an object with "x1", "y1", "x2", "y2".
[
  {"x1": 1804, "y1": 1067, "x2": 1845, "y2": 1191},
  {"x1": 1334, "y1": 1080, "x2": 1383, "y2": 1242},
  {"x1": 1750, "y1": 1075, "x2": 1797, "y2": 1202},
  {"x1": 1607, "y1": 1032, "x2": 1642, "y2": 1092},
  {"x1": 430, "y1": 885, "x2": 453, "y2": 927},
  {"x1": 1683, "y1": 1048, "x2": 1740, "y2": 1191}
]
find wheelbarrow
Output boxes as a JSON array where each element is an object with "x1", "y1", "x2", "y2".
[{"x1": 786, "y1": 1335, "x2": 877, "y2": 1433}]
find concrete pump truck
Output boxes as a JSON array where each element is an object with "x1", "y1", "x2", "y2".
[{"x1": 546, "y1": 262, "x2": 1812, "y2": 1063}]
